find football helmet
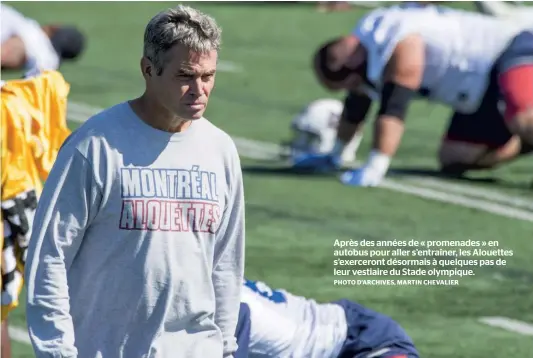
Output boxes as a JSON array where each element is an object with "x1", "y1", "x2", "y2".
[{"x1": 288, "y1": 98, "x2": 361, "y2": 163}]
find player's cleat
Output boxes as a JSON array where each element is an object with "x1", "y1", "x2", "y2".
[{"x1": 291, "y1": 152, "x2": 341, "y2": 173}]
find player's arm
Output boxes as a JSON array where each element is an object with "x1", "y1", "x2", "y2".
[
  {"x1": 25, "y1": 143, "x2": 102, "y2": 358},
  {"x1": 0, "y1": 36, "x2": 26, "y2": 69},
  {"x1": 332, "y1": 90, "x2": 373, "y2": 156},
  {"x1": 212, "y1": 142, "x2": 245, "y2": 358},
  {"x1": 369, "y1": 34, "x2": 424, "y2": 168}
]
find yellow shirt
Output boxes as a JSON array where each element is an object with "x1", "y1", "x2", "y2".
[
  {"x1": 1, "y1": 70, "x2": 71, "y2": 321},
  {"x1": 1, "y1": 70, "x2": 71, "y2": 200}
]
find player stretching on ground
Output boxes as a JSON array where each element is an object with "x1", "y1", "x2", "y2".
[
  {"x1": 293, "y1": 5, "x2": 533, "y2": 185},
  {"x1": 1, "y1": 4, "x2": 85, "y2": 71},
  {"x1": 238, "y1": 278, "x2": 419, "y2": 358}
]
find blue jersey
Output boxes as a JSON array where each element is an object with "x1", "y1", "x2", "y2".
[
  {"x1": 241, "y1": 278, "x2": 347, "y2": 358},
  {"x1": 240, "y1": 278, "x2": 419, "y2": 358}
]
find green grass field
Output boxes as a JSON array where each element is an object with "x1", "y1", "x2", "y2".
[{"x1": 3, "y1": 2, "x2": 533, "y2": 357}]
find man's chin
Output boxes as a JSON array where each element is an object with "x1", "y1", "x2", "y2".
[
  {"x1": 175, "y1": 113, "x2": 201, "y2": 122},
  {"x1": 190, "y1": 111, "x2": 204, "y2": 120},
  {"x1": 181, "y1": 108, "x2": 206, "y2": 120}
]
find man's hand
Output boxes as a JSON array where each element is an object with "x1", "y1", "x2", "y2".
[
  {"x1": 339, "y1": 150, "x2": 391, "y2": 187},
  {"x1": 340, "y1": 166, "x2": 385, "y2": 187},
  {"x1": 0, "y1": 36, "x2": 26, "y2": 70}
]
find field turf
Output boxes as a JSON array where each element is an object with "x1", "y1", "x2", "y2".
[{"x1": 4, "y1": 2, "x2": 533, "y2": 357}]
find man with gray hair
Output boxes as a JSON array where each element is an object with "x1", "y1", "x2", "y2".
[{"x1": 25, "y1": 5, "x2": 245, "y2": 358}]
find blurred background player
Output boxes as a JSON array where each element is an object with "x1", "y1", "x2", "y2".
[
  {"x1": 474, "y1": 1, "x2": 533, "y2": 28},
  {"x1": 292, "y1": 4, "x2": 533, "y2": 185},
  {"x1": 316, "y1": 2, "x2": 352, "y2": 13},
  {"x1": 1, "y1": 70, "x2": 72, "y2": 358},
  {"x1": 1, "y1": 3, "x2": 86, "y2": 71},
  {"x1": 239, "y1": 277, "x2": 419, "y2": 358}
]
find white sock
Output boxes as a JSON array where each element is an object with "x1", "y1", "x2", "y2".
[
  {"x1": 344, "y1": 133, "x2": 363, "y2": 156},
  {"x1": 366, "y1": 150, "x2": 391, "y2": 175}
]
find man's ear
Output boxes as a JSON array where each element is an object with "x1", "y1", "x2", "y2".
[
  {"x1": 140, "y1": 57, "x2": 153, "y2": 78},
  {"x1": 331, "y1": 35, "x2": 360, "y2": 71}
]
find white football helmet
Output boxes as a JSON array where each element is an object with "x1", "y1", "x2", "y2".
[{"x1": 288, "y1": 98, "x2": 361, "y2": 163}]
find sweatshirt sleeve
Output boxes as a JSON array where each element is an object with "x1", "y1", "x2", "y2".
[
  {"x1": 212, "y1": 144, "x2": 246, "y2": 358},
  {"x1": 24, "y1": 146, "x2": 102, "y2": 358}
]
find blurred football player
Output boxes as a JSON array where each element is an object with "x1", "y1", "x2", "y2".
[
  {"x1": 1, "y1": 70, "x2": 71, "y2": 358},
  {"x1": 1, "y1": 4, "x2": 86, "y2": 71},
  {"x1": 293, "y1": 5, "x2": 533, "y2": 185},
  {"x1": 238, "y1": 278, "x2": 419, "y2": 358}
]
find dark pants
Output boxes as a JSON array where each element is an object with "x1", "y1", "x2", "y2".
[
  {"x1": 234, "y1": 302, "x2": 251, "y2": 358},
  {"x1": 334, "y1": 299, "x2": 419, "y2": 358},
  {"x1": 444, "y1": 30, "x2": 533, "y2": 148}
]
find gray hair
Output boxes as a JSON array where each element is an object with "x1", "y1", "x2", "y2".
[{"x1": 143, "y1": 5, "x2": 222, "y2": 75}]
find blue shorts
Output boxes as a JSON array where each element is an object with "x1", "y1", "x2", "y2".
[
  {"x1": 334, "y1": 299, "x2": 419, "y2": 358},
  {"x1": 497, "y1": 30, "x2": 533, "y2": 74},
  {"x1": 234, "y1": 303, "x2": 251, "y2": 358}
]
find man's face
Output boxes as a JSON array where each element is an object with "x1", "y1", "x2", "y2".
[
  {"x1": 327, "y1": 70, "x2": 364, "y2": 91},
  {"x1": 315, "y1": 65, "x2": 365, "y2": 93},
  {"x1": 148, "y1": 44, "x2": 217, "y2": 120},
  {"x1": 314, "y1": 39, "x2": 366, "y2": 92}
]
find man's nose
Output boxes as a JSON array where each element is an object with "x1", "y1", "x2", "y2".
[{"x1": 188, "y1": 77, "x2": 203, "y2": 96}]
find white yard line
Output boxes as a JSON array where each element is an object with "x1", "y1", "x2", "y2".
[
  {"x1": 68, "y1": 102, "x2": 102, "y2": 116},
  {"x1": 11, "y1": 316, "x2": 533, "y2": 347},
  {"x1": 381, "y1": 181, "x2": 533, "y2": 222},
  {"x1": 407, "y1": 177, "x2": 533, "y2": 211},
  {"x1": 479, "y1": 316, "x2": 533, "y2": 336},
  {"x1": 66, "y1": 101, "x2": 533, "y2": 222},
  {"x1": 7, "y1": 325, "x2": 31, "y2": 344}
]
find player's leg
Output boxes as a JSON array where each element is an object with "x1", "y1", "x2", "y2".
[
  {"x1": 0, "y1": 190, "x2": 38, "y2": 358},
  {"x1": 0, "y1": 218, "x2": 11, "y2": 358},
  {"x1": 234, "y1": 303, "x2": 251, "y2": 358},
  {"x1": 497, "y1": 31, "x2": 533, "y2": 146},
  {"x1": 1, "y1": 319, "x2": 13, "y2": 358},
  {"x1": 438, "y1": 68, "x2": 532, "y2": 175},
  {"x1": 1, "y1": 231, "x2": 11, "y2": 358},
  {"x1": 316, "y1": 2, "x2": 351, "y2": 12},
  {"x1": 333, "y1": 299, "x2": 419, "y2": 358},
  {"x1": 439, "y1": 137, "x2": 531, "y2": 175},
  {"x1": 0, "y1": 36, "x2": 27, "y2": 70},
  {"x1": 438, "y1": 112, "x2": 530, "y2": 175},
  {"x1": 1, "y1": 222, "x2": 15, "y2": 358},
  {"x1": 2, "y1": 190, "x2": 37, "y2": 271}
]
